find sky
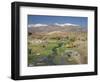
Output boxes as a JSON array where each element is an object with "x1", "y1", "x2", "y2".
[{"x1": 28, "y1": 15, "x2": 88, "y2": 28}]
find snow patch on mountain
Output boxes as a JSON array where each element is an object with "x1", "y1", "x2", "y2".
[
  {"x1": 28, "y1": 23, "x2": 80, "y2": 28},
  {"x1": 28, "y1": 24, "x2": 48, "y2": 27},
  {"x1": 54, "y1": 23, "x2": 79, "y2": 27}
]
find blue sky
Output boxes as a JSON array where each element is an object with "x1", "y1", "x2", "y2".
[{"x1": 28, "y1": 15, "x2": 88, "y2": 27}]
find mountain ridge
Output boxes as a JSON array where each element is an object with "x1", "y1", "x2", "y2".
[{"x1": 28, "y1": 23, "x2": 87, "y2": 33}]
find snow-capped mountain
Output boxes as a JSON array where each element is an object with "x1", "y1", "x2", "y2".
[
  {"x1": 28, "y1": 23, "x2": 87, "y2": 33},
  {"x1": 54, "y1": 23, "x2": 79, "y2": 27},
  {"x1": 28, "y1": 24, "x2": 48, "y2": 27},
  {"x1": 28, "y1": 23, "x2": 79, "y2": 27}
]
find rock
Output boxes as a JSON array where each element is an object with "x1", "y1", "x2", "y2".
[{"x1": 63, "y1": 50, "x2": 81, "y2": 64}]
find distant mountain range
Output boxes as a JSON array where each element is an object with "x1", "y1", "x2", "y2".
[{"x1": 28, "y1": 23, "x2": 87, "y2": 33}]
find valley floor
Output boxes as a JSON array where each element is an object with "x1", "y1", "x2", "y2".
[{"x1": 28, "y1": 32, "x2": 87, "y2": 67}]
